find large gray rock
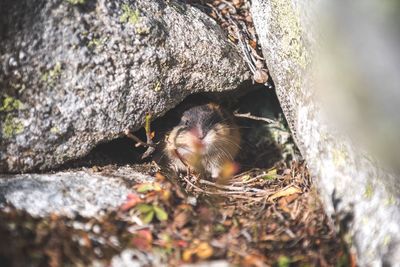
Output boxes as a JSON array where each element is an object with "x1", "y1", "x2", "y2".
[
  {"x1": 251, "y1": 0, "x2": 400, "y2": 265},
  {"x1": 0, "y1": 165, "x2": 154, "y2": 217},
  {"x1": 0, "y1": 0, "x2": 250, "y2": 173}
]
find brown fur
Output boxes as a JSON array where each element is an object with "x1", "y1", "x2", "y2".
[{"x1": 164, "y1": 104, "x2": 240, "y2": 178}]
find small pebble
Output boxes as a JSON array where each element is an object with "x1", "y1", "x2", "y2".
[
  {"x1": 19, "y1": 50, "x2": 27, "y2": 62},
  {"x1": 8, "y1": 56, "x2": 18, "y2": 68},
  {"x1": 253, "y1": 69, "x2": 269, "y2": 84}
]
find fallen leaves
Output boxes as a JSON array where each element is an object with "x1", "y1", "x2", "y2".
[
  {"x1": 136, "y1": 182, "x2": 162, "y2": 193},
  {"x1": 120, "y1": 193, "x2": 142, "y2": 212},
  {"x1": 219, "y1": 161, "x2": 240, "y2": 180},
  {"x1": 268, "y1": 186, "x2": 302, "y2": 201},
  {"x1": 0, "y1": 161, "x2": 344, "y2": 267},
  {"x1": 172, "y1": 204, "x2": 192, "y2": 229},
  {"x1": 242, "y1": 252, "x2": 267, "y2": 267},
  {"x1": 183, "y1": 241, "x2": 214, "y2": 262},
  {"x1": 131, "y1": 229, "x2": 153, "y2": 251}
]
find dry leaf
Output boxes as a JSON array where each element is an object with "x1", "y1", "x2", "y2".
[
  {"x1": 195, "y1": 242, "x2": 213, "y2": 260},
  {"x1": 132, "y1": 229, "x2": 153, "y2": 251},
  {"x1": 278, "y1": 193, "x2": 300, "y2": 208},
  {"x1": 173, "y1": 211, "x2": 190, "y2": 229},
  {"x1": 155, "y1": 172, "x2": 166, "y2": 182},
  {"x1": 242, "y1": 252, "x2": 267, "y2": 267},
  {"x1": 268, "y1": 186, "x2": 302, "y2": 201},
  {"x1": 249, "y1": 39, "x2": 257, "y2": 49},
  {"x1": 161, "y1": 189, "x2": 171, "y2": 202},
  {"x1": 182, "y1": 248, "x2": 195, "y2": 262},
  {"x1": 219, "y1": 161, "x2": 239, "y2": 180},
  {"x1": 120, "y1": 193, "x2": 142, "y2": 211}
]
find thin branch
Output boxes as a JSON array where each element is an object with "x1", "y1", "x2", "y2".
[
  {"x1": 199, "y1": 179, "x2": 265, "y2": 193},
  {"x1": 183, "y1": 176, "x2": 266, "y2": 200},
  {"x1": 233, "y1": 111, "x2": 275, "y2": 124},
  {"x1": 124, "y1": 129, "x2": 155, "y2": 148}
]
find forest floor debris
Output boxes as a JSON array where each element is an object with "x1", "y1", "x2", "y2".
[{"x1": 0, "y1": 161, "x2": 348, "y2": 266}]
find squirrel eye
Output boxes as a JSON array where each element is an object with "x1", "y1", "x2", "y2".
[{"x1": 180, "y1": 117, "x2": 189, "y2": 126}]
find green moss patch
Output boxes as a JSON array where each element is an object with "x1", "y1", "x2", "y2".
[
  {"x1": 0, "y1": 96, "x2": 22, "y2": 112},
  {"x1": 41, "y1": 62, "x2": 62, "y2": 87},
  {"x1": 120, "y1": 4, "x2": 141, "y2": 25},
  {"x1": 2, "y1": 114, "x2": 24, "y2": 138}
]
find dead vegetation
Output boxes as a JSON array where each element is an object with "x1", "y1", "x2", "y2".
[{"x1": 0, "y1": 161, "x2": 347, "y2": 266}]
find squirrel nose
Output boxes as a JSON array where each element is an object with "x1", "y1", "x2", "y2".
[{"x1": 190, "y1": 127, "x2": 205, "y2": 140}]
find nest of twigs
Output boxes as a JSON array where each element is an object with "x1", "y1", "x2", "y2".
[{"x1": 179, "y1": 161, "x2": 311, "y2": 208}]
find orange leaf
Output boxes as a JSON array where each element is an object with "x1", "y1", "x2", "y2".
[
  {"x1": 249, "y1": 39, "x2": 257, "y2": 50},
  {"x1": 120, "y1": 193, "x2": 142, "y2": 211},
  {"x1": 242, "y1": 252, "x2": 267, "y2": 267},
  {"x1": 155, "y1": 172, "x2": 166, "y2": 182},
  {"x1": 219, "y1": 161, "x2": 239, "y2": 179},
  {"x1": 182, "y1": 249, "x2": 195, "y2": 262},
  {"x1": 131, "y1": 229, "x2": 153, "y2": 251},
  {"x1": 161, "y1": 189, "x2": 171, "y2": 202},
  {"x1": 195, "y1": 242, "x2": 213, "y2": 260}
]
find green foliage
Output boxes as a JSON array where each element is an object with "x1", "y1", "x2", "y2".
[
  {"x1": 262, "y1": 168, "x2": 277, "y2": 180},
  {"x1": 136, "y1": 204, "x2": 168, "y2": 223},
  {"x1": 277, "y1": 256, "x2": 291, "y2": 267},
  {"x1": 143, "y1": 209, "x2": 155, "y2": 224},
  {"x1": 120, "y1": 4, "x2": 140, "y2": 25},
  {"x1": 153, "y1": 206, "x2": 168, "y2": 221},
  {"x1": 137, "y1": 183, "x2": 161, "y2": 193}
]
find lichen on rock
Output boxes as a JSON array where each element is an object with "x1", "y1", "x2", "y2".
[{"x1": 0, "y1": 0, "x2": 250, "y2": 173}]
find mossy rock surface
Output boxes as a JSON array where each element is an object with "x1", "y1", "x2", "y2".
[{"x1": 0, "y1": 0, "x2": 250, "y2": 172}]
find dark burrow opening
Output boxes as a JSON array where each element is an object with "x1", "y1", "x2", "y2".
[{"x1": 61, "y1": 81, "x2": 299, "y2": 174}]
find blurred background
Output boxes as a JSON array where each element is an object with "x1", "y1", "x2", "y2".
[{"x1": 316, "y1": 0, "x2": 400, "y2": 175}]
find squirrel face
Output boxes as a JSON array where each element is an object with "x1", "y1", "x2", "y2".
[{"x1": 165, "y1": 103, "x2": 240, "y2": 179}]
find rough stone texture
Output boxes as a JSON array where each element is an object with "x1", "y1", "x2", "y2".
[
  {"x1": 0, "y1": 166, "x2": 154, "y2": 217},
  {"x1": 251, "y1": 0, "x2": 400, "y2": 265},
  {"x1": 0, "y1": 0, "x2": 250, "y2": 173}
]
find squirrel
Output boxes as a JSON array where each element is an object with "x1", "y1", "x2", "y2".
[{"x1": 164, "y1": 103, "x2": 240, "y2": 179}]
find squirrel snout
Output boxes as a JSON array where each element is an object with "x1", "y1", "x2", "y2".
[{"x1": 189, "y1": 126, "x2": 205, "y2": 140}]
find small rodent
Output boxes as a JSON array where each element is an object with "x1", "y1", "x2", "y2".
[{"x1": 164, "y1": 103, "x2": 240, "y2": 179}]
